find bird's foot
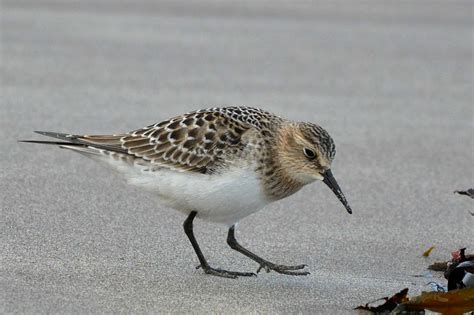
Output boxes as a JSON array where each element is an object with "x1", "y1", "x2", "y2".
[
  {"x1": 256, "y1": 262, "x2": 310, "y2": 276},
  {"x1": 196, "y1": 265, "x2": 257, "y2": 279}
]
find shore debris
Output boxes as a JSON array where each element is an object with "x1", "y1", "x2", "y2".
[
  {"x1": 454, "y1": 188, "x2": 474, "y2": 199},
  {"x1": 422, "y1": 246, "x2": 435, "y2": 257},
  {"x1": 354, "y1": 288, "x2": 409, "y2": 312}
]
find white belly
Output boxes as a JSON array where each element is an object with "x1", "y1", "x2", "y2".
[
  {"x1": 67, "y1": 146, "x2": 271, "y2": 225},
  {"x1": 125, "y1": 164, "x2": 270, "y2": 225}
]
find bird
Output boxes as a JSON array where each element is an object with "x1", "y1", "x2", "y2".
[{"x1": 20, "y1": 106, "x2": 352, "y2": 278}]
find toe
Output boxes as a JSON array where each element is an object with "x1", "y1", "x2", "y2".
[
  {"x1": 274, "y1": 264, "x2": 307, "y2": 270},
  {"x1": 274, "y1": 269, "x2": 310, "y2": 276},
  {"x1": 256, "y1": 262, "x2": 310, "y2": 275}
]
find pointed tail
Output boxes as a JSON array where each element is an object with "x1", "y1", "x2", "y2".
[{"x1": 19, "y1": 131, "x2": 127, "y2": 154}]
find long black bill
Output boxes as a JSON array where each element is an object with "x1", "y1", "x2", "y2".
[{"x1": 322, "y1": 169, "x2": 352, "y2": 214}]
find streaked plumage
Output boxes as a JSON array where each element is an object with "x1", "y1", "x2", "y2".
[{"x1": 22, "y1": 106, "x2": 351, "y2": 278}]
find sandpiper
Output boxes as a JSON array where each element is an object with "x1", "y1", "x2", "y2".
[{"x1": 21, "y1": 106, "x2": 352, "y2": 278}]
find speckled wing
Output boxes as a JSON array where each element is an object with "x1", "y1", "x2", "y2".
[{"x1": 80, "y1": 108, "x2": 258, "y2": 174}]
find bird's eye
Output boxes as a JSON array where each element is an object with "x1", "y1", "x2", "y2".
[{"x1": 303, "y1": 148, "x2": 316, "y2": 160}]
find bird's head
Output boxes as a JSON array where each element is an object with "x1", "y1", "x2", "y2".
[{"x1": 276, "y1": 122, "x2": 352, "y2": 214}]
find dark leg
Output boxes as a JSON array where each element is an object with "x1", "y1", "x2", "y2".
[
  {"x1": 227, "y1": 225, "x2": 310, "y2": 276},
  {"x1": 183, "y1": 211, "x2": 256, "y2": 278}
]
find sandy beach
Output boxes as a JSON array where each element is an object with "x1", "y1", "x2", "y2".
[{"x1": 1, "y1": 1, "x2": 472, "y2": 312}]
